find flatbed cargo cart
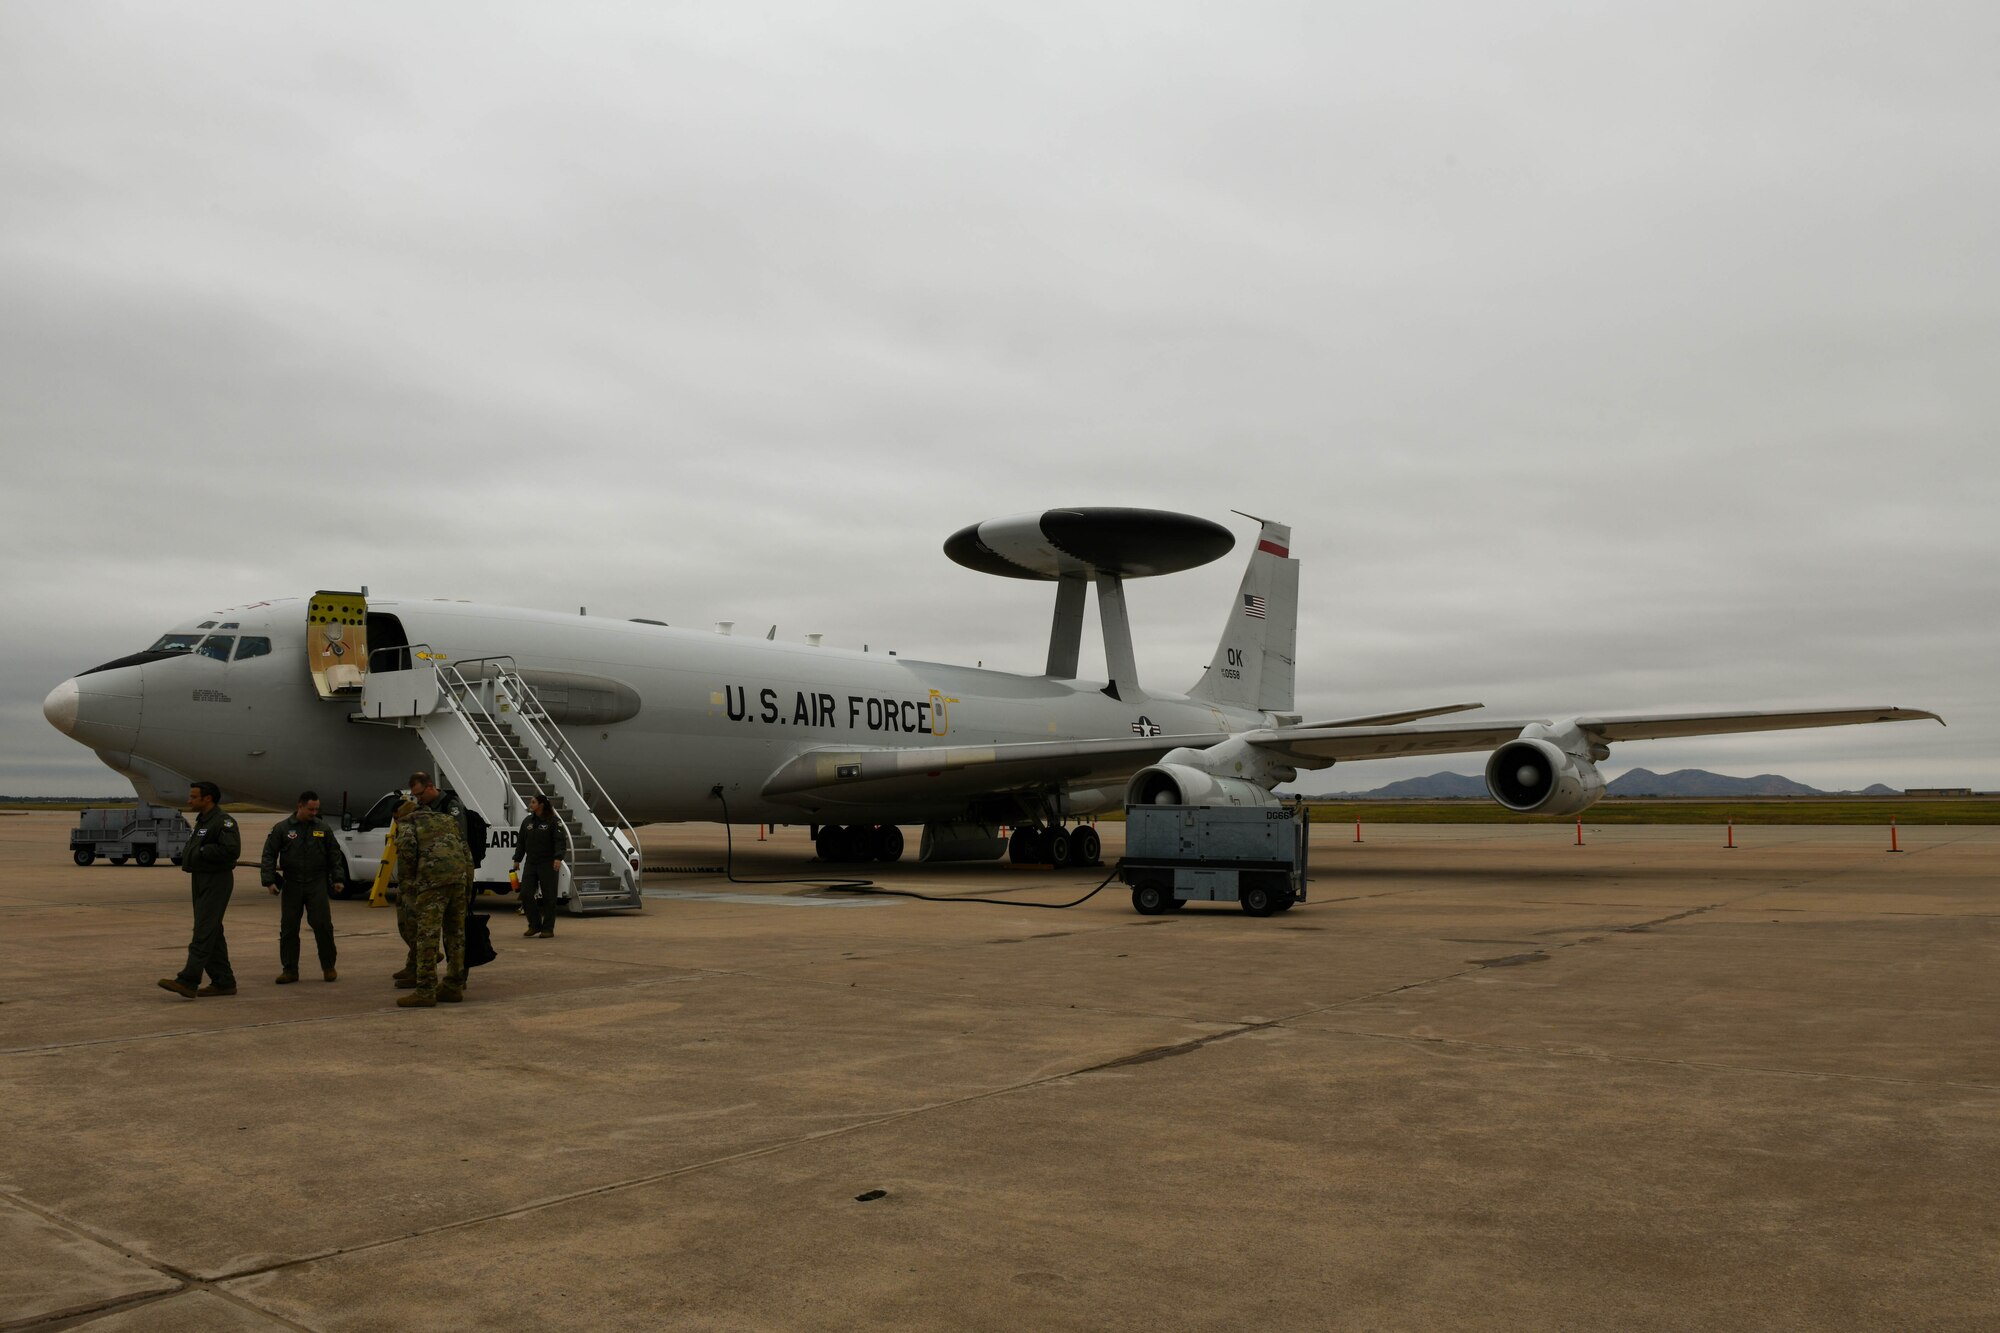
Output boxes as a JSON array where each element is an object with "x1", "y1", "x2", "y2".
[{"x1": 1119, "y1": 802, "x2": 1309, "y2": 916}]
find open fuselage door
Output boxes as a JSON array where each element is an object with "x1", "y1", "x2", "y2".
[{"x1": 307, "y1": 591, "x2": 370, "y2": 700}]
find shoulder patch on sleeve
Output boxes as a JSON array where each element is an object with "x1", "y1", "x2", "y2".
[{"x1": 223, "y1": 819, "x2": 235, "y2": 829}]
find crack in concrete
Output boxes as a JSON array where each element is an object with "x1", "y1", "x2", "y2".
[
  {"x1": 1295, "y1": 1024, "x2": 2000, "y2": 1094},
  {"x1": 0, "y1": 1187, "x2": 318, "y2": 1333}
]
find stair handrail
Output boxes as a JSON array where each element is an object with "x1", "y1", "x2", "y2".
[
  {"x1": 403, "y1": 659, "x2": 637, "y2": 904},
  {"x1": 429, "y1": 662, "x2": 575, "y2": 858},
  {"x1": 487, "y1": 664, "x2": 642, "y2": 887}
]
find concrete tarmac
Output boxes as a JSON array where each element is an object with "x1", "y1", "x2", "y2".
[{"x1": 1, "y1": 812, "x2": 1995, "y2": 1330}]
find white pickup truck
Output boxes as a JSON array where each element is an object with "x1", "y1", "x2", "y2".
[{"x1": 333, "y1": 789, "x2": 637, "y2": 906}]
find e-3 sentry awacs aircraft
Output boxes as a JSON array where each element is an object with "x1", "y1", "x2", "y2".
[{"x1": 42, "y1": 508, "x2": 1938, "y2": 910}]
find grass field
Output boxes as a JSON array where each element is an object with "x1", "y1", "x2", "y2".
[{"x1": 1298, "y1": 799, "x2": 2000, "y2": 825}]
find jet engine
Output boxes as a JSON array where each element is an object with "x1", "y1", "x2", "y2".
[
  {"x1": 1484, "y1": 722, "x2": 1607, "y2": 816},
  {"x1": 1126, "y1": 764, "x2": 1280, "y2": 808},
  {"x1": 1125, "y1": 737, "x2": 1290, "y2": 809}
]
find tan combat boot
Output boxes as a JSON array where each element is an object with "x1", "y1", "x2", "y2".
[{"x1": 396, "y1": 992, "x2": 436, "y2": 1008}]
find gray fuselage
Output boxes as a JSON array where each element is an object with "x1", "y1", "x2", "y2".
[{"x1": 50, "y1": 597, "x2": 1265, "y2": 824}]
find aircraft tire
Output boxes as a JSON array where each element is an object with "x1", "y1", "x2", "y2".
[
  {"x1": 1071, "y1": 826, "x2": 1101, "y2": 866},
  {"x1": 1007, "y1": 827, "x2": 1038, "y2": 865},
  {"x1": 133, "y1": 845, "x2": 157, "y2": 867},
  {"x1": 1045, "y1": 828, "x2": 1072, "y2": 866},
  {"x1": 73, "y1": 848, "x2": 93, "y2": 867},
  {"x1": 872, "y1": 824, "x2": 905, "y2": 863},
  {"x1": 814, "y1": 827, "x2": 841, "y2": 863},
  {"x1": 839, "y1": 825, "x2": 872, "y2": 863},
  {"x1": 1052, "y1": 828, "x2": 1080, "y2": 868}
]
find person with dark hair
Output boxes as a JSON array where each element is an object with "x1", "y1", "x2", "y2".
[
  {"x1": 259, "y1": 790, "x2": 346, "y2": 984},
  {"x1": 512, "y1": 793, "x2": 568, "y2": 939},
  {"x1": 158, "y1": 781, "x2": 240, "y2": 998}
]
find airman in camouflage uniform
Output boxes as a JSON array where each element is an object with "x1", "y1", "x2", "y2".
[
  {"x1": 394, "y1": 773, "x2": 472, "y2": 991},
  {"x1": 394, "y1": 793, "x2": 471, "y2": 1008}
]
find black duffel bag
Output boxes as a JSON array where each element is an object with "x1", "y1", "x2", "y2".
[{"x1": 465, "y1": 911, "x2": 497, "y2": 968}]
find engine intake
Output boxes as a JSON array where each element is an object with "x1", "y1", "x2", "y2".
[
  {"x1": 1126, "y1": 764, "x2": 1279, "y2": 809},
  {"x1": 1484, "y1": 737, "x2": 1606, "y2": 816}
]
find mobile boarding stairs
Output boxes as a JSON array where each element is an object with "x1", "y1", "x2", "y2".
[{"x1": 354, "y1": 657, "x2": 643, "y2": 914}]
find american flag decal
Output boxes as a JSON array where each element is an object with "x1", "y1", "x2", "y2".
[{"x1": 1242, "y1": 594, "x2": 1266, "y2": 619}]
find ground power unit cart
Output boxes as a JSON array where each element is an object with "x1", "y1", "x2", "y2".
[
  {"x1": 1119, "y1": 803, "x2": 1310, "y2": 916},
  {"x1": 69, "y1": 803, "x2": 193, "y2": 867}
]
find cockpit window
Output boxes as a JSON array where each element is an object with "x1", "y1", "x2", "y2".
[
  {"x1": 235, "y1": 636, "x2": 272, "y2": 661},
  {"x1": 148, "y1": 633, "x2": 203, "y2": 654},
  {"x1": 219, "y1": 622, "x2": 239, "y2": 629},
  {"x1": 197, "y1": 621, "x2": 217, "y2": 629},
  {"x1": 195, "y1": 635, "x2": 235, "y2": 662}
]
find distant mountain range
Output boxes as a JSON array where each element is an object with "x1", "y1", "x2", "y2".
[{"x1": 1302, "y1": 768, "x2": 1902, "y2": 799}]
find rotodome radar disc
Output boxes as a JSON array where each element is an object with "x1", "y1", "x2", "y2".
[{"x1": 943, "y1": 508, "x2": 1236, "y2": 581}]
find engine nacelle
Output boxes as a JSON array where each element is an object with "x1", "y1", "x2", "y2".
[
  {"x1": 1126, "y1": 764, "x2": 1281, "y2": 809},
  {"x1": 1484, "y1": 731, "x2": 1606, "y2": 816}
]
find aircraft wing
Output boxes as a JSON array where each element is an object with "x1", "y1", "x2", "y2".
[
  {"x1": 761, "y1": 707, "x2": 1939, "y2": 808},
  {"x1": 1246, "y1": 706, "x2": 1941, "y2": 764},
  {"x1": 1565, "y1": 707, "x2": 1943, "y2": 743}
]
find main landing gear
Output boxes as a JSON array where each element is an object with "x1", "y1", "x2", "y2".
[
  {"x1": 813, "y1": 824, "x2": 906, "y2": 865},
  {"x1": 1007, "y1": 824, "x2": 1102, "y2": 869}
]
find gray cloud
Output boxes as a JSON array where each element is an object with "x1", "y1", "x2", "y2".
[{"x1": 2, "y1": 1, "x2": 1992, "y2": 794}]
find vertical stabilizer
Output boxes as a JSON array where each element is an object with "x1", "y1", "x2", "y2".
[{"x1": 1188, "y1": 518, "x2": 1298, "y2": 713}]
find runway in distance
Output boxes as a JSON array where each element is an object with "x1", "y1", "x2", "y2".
[{"x1": 42, "y1": 507, "x2": 1941, "y2": 870}]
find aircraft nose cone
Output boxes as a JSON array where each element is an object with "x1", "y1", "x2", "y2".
[{"x1": 43, "y1": 678, "x2": 80, "y2": 737}]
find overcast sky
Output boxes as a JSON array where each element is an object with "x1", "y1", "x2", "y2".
[{"x1": 2, "y1": 1, "x2": 1993, "y2": 797}]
